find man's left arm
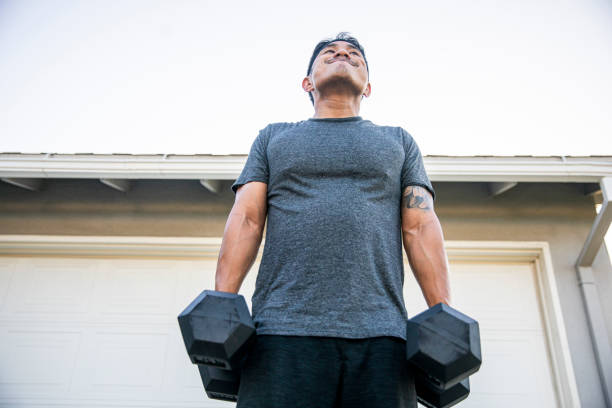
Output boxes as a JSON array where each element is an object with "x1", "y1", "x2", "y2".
[{"x1": 401, "y1": 185, "x2": 451, "y2": 307}]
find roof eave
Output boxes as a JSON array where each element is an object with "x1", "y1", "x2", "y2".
[{"x1": 0, "y1": 154, "x2": 611, "y2": 183}]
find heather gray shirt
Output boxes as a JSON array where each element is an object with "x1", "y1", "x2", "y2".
[{"x1": 232, "y1": 116, "x2": 434, "y2": 340}]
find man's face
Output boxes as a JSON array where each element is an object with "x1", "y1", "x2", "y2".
[{"x1": 304, "y1": 41, "x2": 371, "y2": 101}]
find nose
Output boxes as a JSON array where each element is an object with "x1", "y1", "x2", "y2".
[{"x1": 334, "y1": 47, "x2": 350, "y2": 59}]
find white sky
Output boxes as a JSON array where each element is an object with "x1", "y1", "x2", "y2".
[{"x1": 0, "y1": 0, "x2": 611, "y2": 155}]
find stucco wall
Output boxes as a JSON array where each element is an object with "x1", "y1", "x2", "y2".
[
  {"x1": 0, "y1": 179, "x2": 610, "y2": 407},
  {"x1": 0, "y1": 179, "x2": 233, "y2": 237}
]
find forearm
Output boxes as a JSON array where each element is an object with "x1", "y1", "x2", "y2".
[
  {"x1": 403, "y1": 216, "x2": 451, "y2": 307},
  {"x1": 215, "y1": 210, "x2": 264, "y2": 293}
]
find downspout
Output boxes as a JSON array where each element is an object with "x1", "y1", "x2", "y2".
[{"x1": 576, "y1": 177, "x2": 612, "y2": 407}]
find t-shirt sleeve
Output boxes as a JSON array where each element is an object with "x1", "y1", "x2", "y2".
[
  {"x1": 231, "y1": 126, "x2": 270, "y2": 193},
  {"x1": 400, "y1": 128, "x2": 435, "y2": 200}
]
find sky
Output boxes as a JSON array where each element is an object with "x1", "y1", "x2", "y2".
[{"x1": 0, "y1": 0, "x2": 611, "y2": 156}]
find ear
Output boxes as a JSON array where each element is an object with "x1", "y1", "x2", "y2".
[
  {"x1": 302, "y1": 76, "x2": 314, "y2": 93},
  {"x1": 363, "y1": 82, "x2": 372, "y2": 98}
]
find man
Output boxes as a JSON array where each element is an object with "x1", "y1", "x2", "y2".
[{"x1": 215, "y1": 32, "x2": 450, "y2": 408}]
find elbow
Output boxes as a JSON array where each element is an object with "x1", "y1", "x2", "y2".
[
  {"x1": 402, "y1": 221, "x2": 428, "y2": 240},
  {"x1": 402, "y1": 225, "x2": 420, "y2": 242},
  {"x1": 402, "y1": 216, "x2": 440, "y2": 244},
  {"x1": 230, "y1": 209, "x2": 265, "y2": 236}
]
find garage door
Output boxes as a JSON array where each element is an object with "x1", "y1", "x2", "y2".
[
  {"x1": 404, "y1": 261, "x2": 559, "y2": 407},
  {"x1": 0, "y1": 255, "x2": 251, "y2": 408},
  {"x1": 0, "y1": 238, "x2": 574, "y2": 407}
]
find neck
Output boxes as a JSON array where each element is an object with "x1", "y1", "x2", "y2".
[{"x1": 312, "y1": 94, "x2": 361, "y2": 119}]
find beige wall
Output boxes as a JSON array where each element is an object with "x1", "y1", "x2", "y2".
[
  {"x1": 0, "y1": 179, "x2": 610, "y2": 407},
  {"x1": 0, "y1": 179, "x2": 233, "y2": 237}
]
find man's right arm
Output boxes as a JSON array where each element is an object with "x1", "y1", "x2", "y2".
[{"x1": 215, "y1": 181, "x2": 267, "y2": 293}]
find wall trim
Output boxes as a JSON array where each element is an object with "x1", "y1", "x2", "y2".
[
  {"x1": 0, "y1": 235, "x2": 225, "y2": 258},
  {"x1": 0, "y1": 235, "x2": 581, "y2": 407}
]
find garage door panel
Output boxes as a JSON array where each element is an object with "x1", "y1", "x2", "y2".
[
  {"x1": 3, "y1": 259, "x2": 94, "y2": 317},
  {"x1": 91, "y1": 332, "x2": 166, "y2": 387},
  {"x1": 404, "y1": 274, "x2": 429, "y2": 316},
  {"x1": 0, "y1": 327, "x2": 79, "y2": 398},
  {"x1": 449, "y1": 263, "x2": 543, "y2": 330},
  {"x1": 173, "y1": 259, "x2": 256, "y2": 313},
  {"x1": 406, "y1": 265, "x2": 545, "y2": 328},
  {"x1": 467, "y1": 331, "x2": 557, "y2": 406},
  {"x1": 70, "y1": 329, "x2": 168, "y2": 400},
  {"x1": 461, "y1": 392, "x2": 531, "y2": 408},
  {"x1": 159, "y1": 325, "x2": 206, "y2": 402},
  {"x1": 240, "y1": 265, "x2": 257, "y2": 311},
  {"x1": 175, "y1": 260, "x2": 217, "y2": 307},
  {"x1": 91, "y1": 260, "x2": 178, "y2": 324},
  {"x1": 0, "y1": 259, "x2": 14, "y2": 312}
]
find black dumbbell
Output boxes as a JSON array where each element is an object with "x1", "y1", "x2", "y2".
[
  {"x1": 198, "y1": 364, "x2": 241, "y2": 402},
  {"x1": 178, "y1": 290, "x2": 255, "y2": 401},
  {"x1": 178, "y1": 290, "x2": 255, "y2": 370},
  {"x1": 406, "y1": 303, "x2": 481, "y2": 407},
  {"x1": 415, "y1": 376, "x2": 470, "y2": 408}
]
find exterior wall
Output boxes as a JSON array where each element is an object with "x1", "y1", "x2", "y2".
[
  {"x1": 0, "y1": 179, "x2": 610, "y2": 407},
  {"x1": 0, "y1": 179, "x2": 233, "y2": 237},
  {"x1": 435, "y1": 182, "x2": 610, "y2": 408}
]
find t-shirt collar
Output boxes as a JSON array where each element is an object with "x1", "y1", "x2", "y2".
[{"x1": 308, "y1": 116, "x2": 362, "y2": 123}]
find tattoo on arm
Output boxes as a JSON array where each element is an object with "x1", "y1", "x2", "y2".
[{"x1": 402, "y1": 186, "x2": 433, "y2": 210}]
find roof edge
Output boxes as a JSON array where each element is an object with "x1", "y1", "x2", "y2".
[{"x1": 0, "y1": 153, "x2": 611, "y2": 183}]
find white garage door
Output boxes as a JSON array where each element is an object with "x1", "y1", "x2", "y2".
[
  {"x1": 0, "y1": 238, "x2": 573, "y2": 407},
  {"x1": 404, "y1": 261, "x2": 559, "y2": 407}
]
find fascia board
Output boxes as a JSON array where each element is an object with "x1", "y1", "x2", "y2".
[{"x1": 0, "y1": 154, "x2": 611, "y2": 182}]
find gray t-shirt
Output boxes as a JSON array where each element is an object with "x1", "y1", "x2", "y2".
[{"x1": 232, "y1": 116, "x2": 434, "y2": 340}]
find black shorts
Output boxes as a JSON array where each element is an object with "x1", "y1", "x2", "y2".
[{"x1": 237, "y1": 335, "x2": 416, "y2": 408}]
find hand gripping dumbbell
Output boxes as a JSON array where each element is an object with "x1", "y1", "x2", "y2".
[
  {"x1": 178, "y1": 290, "x2": 255, "y2": 402},
  {"x1": 406, "y1": 303, "x2": 482, "y2": 408}
]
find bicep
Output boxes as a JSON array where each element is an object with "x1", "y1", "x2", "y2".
[{"x1": 401, "y1": 185, "x2": 435, "y2": 232}]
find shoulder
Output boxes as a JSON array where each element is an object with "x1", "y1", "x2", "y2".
[
  {"x1": 361, "y1": 120, "x2": 411, "y2": 138},
  {"x1": 364, "y1": 123, "x2": 425, "y2": 161},
  {"x1": 264, "y1": 120, "x2": 308, "y2": 134},
  {"x1": 251, "y1": 121, "x2": 297, "y2": 141},
  {"x1": 379, "y1": 124, "x2": 418, "y2": 149},
  {"x1": 360, "y1": 121, "x2": 418, "y2": 149},
  {"x1": 253, "y1": 121, "x2": 305, "y2": 142}
]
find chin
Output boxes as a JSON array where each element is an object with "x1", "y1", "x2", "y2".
[{"x1": 317, "y1": 74, "x2": 364, "y2": 97}]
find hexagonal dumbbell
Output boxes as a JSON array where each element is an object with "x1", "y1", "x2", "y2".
[
  {"x1": 198, "y1": 364, "x2": 241, "y2": 402},
  {"x1": 415, "y1": 376, "x2": 470, "y2": 408},
  {"x1": 406, "y1": 303, "x2": 481, "y2": 407},
  {"x1": 178, "y1": 290, "x2": 255, "y2": 371}
]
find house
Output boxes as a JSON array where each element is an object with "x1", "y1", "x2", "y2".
[{"x1": 0, "y1": 153, "x2": 610, "y2": 407}]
